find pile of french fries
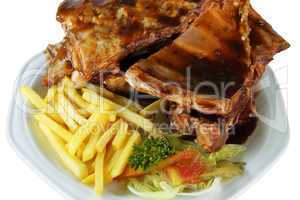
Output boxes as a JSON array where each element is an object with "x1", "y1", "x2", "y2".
[{"x1": 20, "y1": 77, "x2": 161, "y2": 195}]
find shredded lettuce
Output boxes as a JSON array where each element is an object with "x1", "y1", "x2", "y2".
[
  {"x1": 127, "y1": 173, "x2": 218, "y2": 199},
  {"x1": 183, "y1": 178, "x2": 215, "y2": 192},
  {"x1": 209, "y1": 145, "x2": 247, "y2": 163},
  {"x1": 128, "y1": 173, "x2": 184, "y2": 200},
  {"x1": 201, "y1": 161, "x2": 245, "y2": 181},
  {"x1": 127, "y1": 138, "x2": 247, "y2": 199}
]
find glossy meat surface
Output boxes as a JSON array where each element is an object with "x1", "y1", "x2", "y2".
[
  {"x1": 126, "y1": 0, "x2": 289, "y2": 115},
  {"x1": 56, "y1": 0, "x2": 203, "y2": 80}
]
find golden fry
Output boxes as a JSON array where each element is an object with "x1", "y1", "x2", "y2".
[
  {"x1": 57, "y1": 93, "x2": 88, "y2": 126},
  {"x1": 62, "y1": 77, "x2": 90, "y2": 117},
  {"x1": 20, "y1": 86, "x2": 63, "y2": 123},
  {"x1": 82, "y1": 88, "x2": 142, "y2": 112},
  {"x1": 44, "y1": 85, "x2": 58, "y2": 104},
  {"x1": 95, "y1": 151, "x2": 105, "y2": 195},
  {"x1": 111, "y1": 131, "x2": 141, "y2": 178},
  {"x1": 108, "y1": 150, "x2": 122, "y2": 173},
  {"x1": 82, "y1": 90, "x2": 157, "y2": 134},
  {"x1": 76, "y1": 142, "x2": 86, "y2": 160},
  {"x1": 112, "y1": 121, "x2": 129, "y2": 150},
  {"x1": 140, "y1": 99, "x2": 163, "y2": 117},
  {"x1": 35, "y1": 113, "x2": 72, "y2": 142},
  {"x1": 55, "y1": 101, "x2": 79, "y2": 132},
  {"x1": 82, "y1": 174, "x2": 95, "y2": 185},
  {"x1": 96, "y1": 120, "x2": 122, "y2": 153},
  {"x1": 39, "y1": 123, "x2": 88, "y2": 179},
  {"x1": 68, "y1": 113, "x2": 103, "y2": 155},
  {"x1": 82, "y1": 115, "x2": 110, "y2": 162}
]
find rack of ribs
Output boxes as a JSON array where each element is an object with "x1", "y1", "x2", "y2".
[{"x1": 44, "y1": 0, "x2": 289, "y2": 151}]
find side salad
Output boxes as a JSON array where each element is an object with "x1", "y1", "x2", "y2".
[{"x1": 126, "y1": 136, "x2": 246, "y2": 199}]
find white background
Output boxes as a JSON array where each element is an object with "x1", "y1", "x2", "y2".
[{"x1": 0, "y1": 0, "x2": 299, "y2": 199}]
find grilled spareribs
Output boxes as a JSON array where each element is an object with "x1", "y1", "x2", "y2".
[{"x1": 44, "y1": 0, "x2": 289, "y2": 151}]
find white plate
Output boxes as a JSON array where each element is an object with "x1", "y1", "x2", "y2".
[{"x1": 7, "y1": 53, "x2": 290, "y2": 200}]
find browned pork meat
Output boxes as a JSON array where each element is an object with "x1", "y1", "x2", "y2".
[
  {"x1": 124, "y1": 0, "x2": 289, "y2": 150},
  {"x1": 43, "y1": 0, "x2": 289, "y2": 151},
  {"x1": 125, "y1": 0, "x2": 289, "y2": 115},
  {"x1": 49, "y1": 0, "x2": 205, "y2": 83},
  {"x1": 44, "y1": 40, "x2": 74, "y2": 86}
]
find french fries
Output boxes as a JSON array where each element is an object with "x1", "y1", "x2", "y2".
[
  {"x1": 111, "y1": 131, "x2": 141, "y2": 178},
  {"x1": 21, "y1": 81, "x2": 145, "y2": 196},
  {"x1": 44, "y1": 85, "x2": 58, "y2": 104},
  {"x1": 57, "y1": 93, "x2": 88, "y2": 126},
  {"x1": 82, "y1": 90, "x2": 158, "y2": 134},
  {"x1": 39, "y1": 124, "x2": 88, "y2": 179},
  {"x1": 35, "y1": 113, "x2": 72, "y2": 142},
  {"x1": 82, "y1": 115, "x2": 110, "y2": 162},
  {"x1": 76, "y1": 142, "x2": 86, "y2": 159},
  {"x1": 82, "y1": 87, "x2": 142, "y2": 112},
  {"x1": 21, "y1": 86, "x2": 63, "y2": 124},
  {"x1": 112, "y1": 121, "x2": 129, "y2": 150},
  {"x1": 61, "y1": 77, "x2": 90, "y2": 116},
  {"x1": 108, "y1": 150, "x2": 122, "y2": 173},
  {"x1": 68, "y1": 112, "x2": 104, "y2": 155},
  {"x1": 140, "y1": 99, "x2": 163, "y2": 117},
  {"x1": 82, "y1": 174, "x2": 95, "y2": 185},
  {"x1": 95, "y1": 150, "x2": 105, "y2": 195},
  {"x1": 96, "y1": 120, "x2": 122, "y2": 153},
  {"x1": 55, "y1": 101, "x2": 79, "y2": 132}
]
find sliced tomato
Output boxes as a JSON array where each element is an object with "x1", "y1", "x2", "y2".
[
  {"x1": 166, "y1": 149, "x2": 206, "y2": 184},
  {"x1": 120, "y1": 149, "x2": 207, "y2": 183}
]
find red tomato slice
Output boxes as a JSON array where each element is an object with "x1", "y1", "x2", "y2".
[{"x1": 167, "y1": 149, "x2": 206, "y2": 184}]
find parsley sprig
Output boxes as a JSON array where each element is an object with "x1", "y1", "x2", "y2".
[{"x1": 129, "y1": 137, "x2": 175, "y2": 171}]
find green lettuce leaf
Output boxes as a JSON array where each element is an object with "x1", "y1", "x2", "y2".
[
  {"x1": 209, "y1": 145, "x2": 246, "y2": 164},
  {"x1": 201, "y1": 161, "x2": 245, "y2": 181}
]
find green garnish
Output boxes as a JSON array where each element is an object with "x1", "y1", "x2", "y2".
[{"x1": 129, "y1": 137, "x2": 175, "y2": 171}]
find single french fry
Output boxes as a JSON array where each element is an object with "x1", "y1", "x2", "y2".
[
  {"x1": 105, "y1": 144, "x2": 115, "y2": 164},
  {"x1": 81, "y1": 171, "x2": 112, "y2": 186},
  {"x1": 44, "y1": 85, "x2": 58, "y2": 104},
  {"x1": 82, "y1": 88, "x2": 142, "y2": 112},
  {"x1": 62, "y1": 77, "x2": 90, "y2": 117},
  {"x1": 96, "y1": 120, "x2": 122, "y2": 153},
  {"x1": 112, "y1": 121, "x2": 129, "y2": 150},
  {"x1": 77, "y1": 108, "x2": 90, "y2": 118},
  {"x1": 82, "y1": 86, "x2": 115, "y2": 99},
  {"x1": 82, "y1": 91, "x2": 158, "y2": 134},
  {"x1": 39, "y1": 123, "x2": 88, "y2": 179},
  {"x1": 112, "y1": 95, "x2": 142, "y2": 113},
  {"x1": 86, "y1": 160, "x2": 95, "y2": 174},
  {"x1": 76, "y1": 142, "x2": 86, "y2": 160},
  {"x1": 104, "y1": 165, "x2": 113, "y2": 185},
  {"x1": 111, "y1": 131, "x2": 141, "y2": 178},
  {"x1": 82, "y1": 174, "x2": 95, "y2": 185},
  {"x1": 35, "y1": 114, "x2": 72, "y2": 142},
  {"x1": 140, "y1": 100, "x2": 163, "y2": 117},
  {"x1": 68, "y1": 113, "x2": 103, "y2": 155},
  {"x1": 82, "y1": 115, "x2": 110, "y2": 162},
  {"x1": 108, "y1": 111, "x2": 118, "y2": 122},
  {"x1": 58, "y1": 93, "x2": 88, "y2": 126},
  {"x1": 84, "y1": 83, "x2": 101, "y2": 93},
  {"x1": 82, "y1": 131, "x2": 101, "y2": 162},
  {"x1": 20, "y1": 86, "x2": 63, "y2": 124},
  {"x1": 55, "y1": 101, "x2": 79, "y2": 132},
  {"x1": 108, "y1": 150, "x2": 122, "y2": 173},
  {"x1": 95, "y1": 151, "x2": 105, "y2": 195}
]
